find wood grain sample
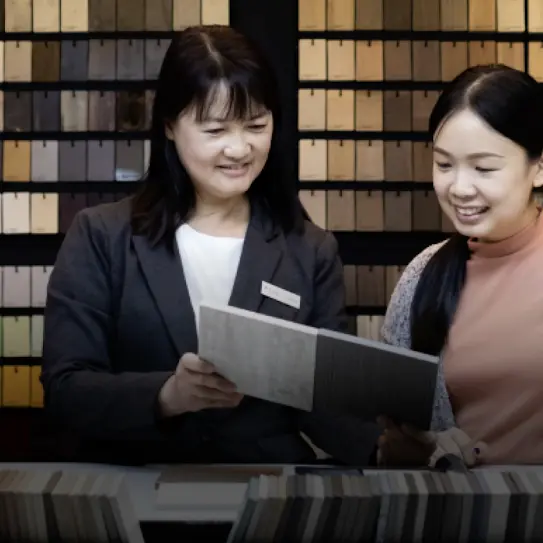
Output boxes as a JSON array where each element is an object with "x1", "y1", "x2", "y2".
[
  {"x1": 497, "y1": 0, "x2": 524, "y2": 31},
  {"x1": 327, "y1": 0, "x2": 355, "y2": 29},
  {"x1": 355, "y1": 0, "x2": 383, "y2": 29},
  {"x1": 413, "y1": 0, "x2": 440, "y2": 29},
  {"x1": 327, "y1": 140, "x2": 355, "y2": 180},
  {"x1": 355, "y1": 90, "x2": 383, "y2": 131},
  {"x1": 356, "y1": 41, "x2": 383, "y2": 81},
  {"x1": 469, "y1": 0, "x2": 496, "y2": 30},
  {"x1": 299, "y1": 0, "x2": 326, "y2": 30},
  {"x1": 441, "y1": 41, "x2": 468, "y2": 81},
  {"x1": 173, "y1": 0, "x2": 201, "y2": 28},
  {"x1": 440, "y1": 0, "x2": 468, "y2": 30}
]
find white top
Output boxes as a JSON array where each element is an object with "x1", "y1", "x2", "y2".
[{"x1": 175, "y1": 223, "x2": 244, "y2": 332}]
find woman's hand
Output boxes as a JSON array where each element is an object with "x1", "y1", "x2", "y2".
[
  {"x1": 376, "y1": 416, "x2": 485, "y2": 468},
  {"x1": 158, "y1": 353, "x2": 244, "y2": 417},
  {"x1": 376, "y1": 416, "x2": 437, "y2": 467}
]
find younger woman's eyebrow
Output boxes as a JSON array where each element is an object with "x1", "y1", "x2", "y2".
[{"x1": 433, "y1": 146, "x2": 504, "y2": 159}]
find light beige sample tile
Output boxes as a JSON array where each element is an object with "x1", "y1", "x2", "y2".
[{"x1": 198, "y1": 303, "x2": 317, "y2": 411}]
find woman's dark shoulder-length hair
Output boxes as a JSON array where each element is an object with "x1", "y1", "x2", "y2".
[{"x1": 130, "y1": 25, "x2": 306, "y2": 246}]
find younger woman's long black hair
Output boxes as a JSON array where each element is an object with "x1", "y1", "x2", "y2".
[{"x1": 410, "y1": 65, "x2": 543, "y2": 355}]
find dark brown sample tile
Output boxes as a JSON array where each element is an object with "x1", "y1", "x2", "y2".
[
  {"x1": 383, "y1": 91, "x2": 411, "y2": 131},
  {"x1": 412, "y1": 91, "x2": 439, "y2": 131},
  {"x1": 384, "y1": 41, "x2": 412, "y2": 80},
  {"x1": 115, "y1": 140, "x2": 144, "y2": 181},
  {"x1": 145, "y1": 0, "x2": 173, "y2": 29},
  {"x1": 61, "y1": 41, "x2": 89, "y2": 81},
  {"x1": 355, "y1": 0, "x2": 383, "y2": 29},
  {"x1": 145, "y1": 39, "x2": 171, "y2": 79},
  {"x1": 59, "y1": 141, "x2": 87, "y2": 181},
  {"x1": 32, "y1": 42, "x2": 60, "y2": 82},
  {"x1": 117, "y1": 0, "x2": 144, "y2": 30},
  {"x1": 384, "y1": 141, "x2": 413, "y2": 181},
  {"x1": 116, "y1": 91, "x2": 146, "y2": 131},
  {"x1": 384, "y1": 191, "x2": 412, "y2": 231},
  {"x1": 355, "y1": 191, "x2": 384, "y2": 231},
  {"x1": 89, "y1": 0, "x2": 116, "y2": 30},
  {"x1": 4, "y1": 92, "x2": 32, "y2": 132},
  {"x1": 116, "y1": 40, "x2": 144, "y2": 80},
  {"x1": 413, "y1": 0, "x2": 440, "y2": 29},
  {"x1": 33, "y1": 91, "x2": 60, "y2": 132},
  {"x1": 413, "y1": 191, "x2": 441, "y2": 231},
  {"x1": 88, "y1": 91, "x2": 116, "y2": 131},
  {"x1": 343, "y1": 265, "x2": 357, "y2": 306},
  {"x1": 357, "y1": 266, "x2": 386, "y2": 306},
  {"x1": 440, "y1": 41, "x2": 468, "y2": 81},
  {"x1": 59, "y1": 193, "x2": 88, "y2": 234},
  {"x1": 327, "y1": 190, "x2": 355, "y2": 231},
  {"x1": 413, "y1": 142, "x2": 433, "y2": 182},
  {"x1": 412, "y1": 41, "x2": 441, "y2": 81},
  {"x1": 87, "y1": 141, "x2": 115, "y2": 181},
  {"x1": 88, "y1": 40, "x2": 116, "y2": 80},
  {"x1": 145, "y1": 90, "x2": 155, "y2": 130},
  {"x1": 384, "y1": 0, "x2": 412, "y2": 29}
]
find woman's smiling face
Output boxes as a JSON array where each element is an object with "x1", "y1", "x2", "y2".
[{"x1": 432, "y1": 108, "x2": 543, "y2": 241}]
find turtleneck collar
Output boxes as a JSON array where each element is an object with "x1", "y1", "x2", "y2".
[{"x1": 468, "y1": 209, "x2": 543, "y2": 259}]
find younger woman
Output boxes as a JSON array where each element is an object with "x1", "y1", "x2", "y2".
[{"x1": 379, "y1": 64, "x2": 543, "y2": 466}]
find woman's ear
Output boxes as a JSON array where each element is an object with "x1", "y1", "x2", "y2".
[
  {"x1": 533, "y1": 156, "x2": 543, "y2": 189},
  {"x1": 165, "y1": 123, "x2": 175, "y2": 141}
]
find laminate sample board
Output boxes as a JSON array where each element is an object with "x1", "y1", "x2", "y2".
[
  {"x1": 198, "y1": 302, "x2": 318, "y2": 411},
  {"x1": 314, "y1": 328, "x2": 439, "y2": 430},
  {"x1": 198, "y1": 303, "x2": 438, "y2": 428}
]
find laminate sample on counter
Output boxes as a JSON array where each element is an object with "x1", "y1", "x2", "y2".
[{"x1": 198, "y1": 302, "x2": 318, "y2": 411}]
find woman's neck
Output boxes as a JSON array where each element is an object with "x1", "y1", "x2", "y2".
[{"x1": 186, "y1": 194, "x2": 250, "y2": 238}]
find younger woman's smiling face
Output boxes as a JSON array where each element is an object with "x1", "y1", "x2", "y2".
[{"x1": 432, "y1": 108, "x2": 543, "y2": 241}]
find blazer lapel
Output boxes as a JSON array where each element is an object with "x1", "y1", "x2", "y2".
[
  {"x1": 228, "y1": 204, "x2": 283, "y2": 312},
  {"x1": 132, "y1": 234, "x2": 198, "y2": 357}
]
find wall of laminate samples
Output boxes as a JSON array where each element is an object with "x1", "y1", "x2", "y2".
[
  {"x1": 297, "y1": 0, "x2": 543, "y2": 339},
  {"x1": 0, "y1": 0, "x2": 230, "y2": 419}
]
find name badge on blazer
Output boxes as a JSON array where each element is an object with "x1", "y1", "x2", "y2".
[{"x1": 261, "y1": 281, "x2": 301, "y2": 310}]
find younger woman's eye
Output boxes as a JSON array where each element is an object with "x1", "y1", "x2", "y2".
[
  {"x1": 248, "y1": 124, "x2": 267, "y2": 130},
  {"x1": 476, "y1": 166, "x2": 496, "y2": 173},
  {"x1": 205, "y1": 128, "x2": 223, "y2": 134},
  {"x1": 435, "y1": 161, "x2": 452, "y2": 170}
]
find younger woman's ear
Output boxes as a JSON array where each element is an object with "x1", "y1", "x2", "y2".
[{"x1": 533, "y1": 156, "x2": 543, "y2": 189}]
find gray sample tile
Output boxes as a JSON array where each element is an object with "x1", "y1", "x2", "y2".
[{"x1": 198, "y1": 303, "x2": 317, "y2": 411}]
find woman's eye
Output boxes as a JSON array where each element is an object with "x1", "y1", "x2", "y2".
[
  {"x1": 248, "y1": 124, "x2": 267, "y2": 130},
  {"x1": 435, "y1": 162, "x2": 451, "y2": 169},
  {"x1": 476, "y1": 167, "x2": 496, "y2": 173},
  {"x1": 205, "y1": 128, "x2": 223, "y2": 134}
]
